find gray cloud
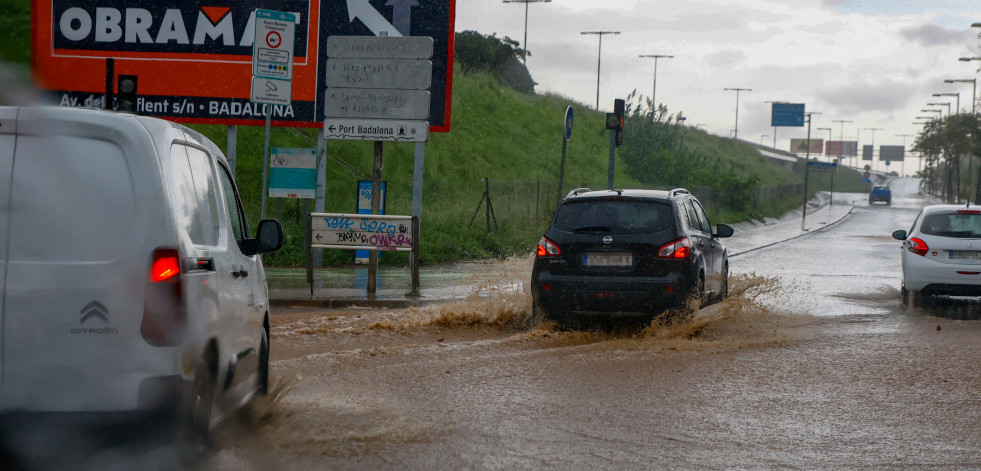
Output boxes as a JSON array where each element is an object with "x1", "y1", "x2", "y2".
[
  {"x1": 815, "y1": 81, "x2": 915, "y2": 116},
  {"x1": 900, "y1": 24, "x2": 971, "y2": 46},
  {"x1": 705, "y1": 50, "x2": 749, "y2": 68}
]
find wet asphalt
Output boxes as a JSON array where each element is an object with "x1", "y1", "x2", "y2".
[{"x1": 196, "y1": 177, "x2": 981, "y2": 469}]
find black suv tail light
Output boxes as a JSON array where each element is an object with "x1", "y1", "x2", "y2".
[
  {"x1": 657, "y1": 237, "x2": 691, "y2": 259},
  {"x1": 537, "y1": 237, "x2": 561, "y2": 257}
]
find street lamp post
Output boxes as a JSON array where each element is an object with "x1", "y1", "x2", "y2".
[
  {"x1": 832, "y1": 119, "x2": 852, "y2": 166},
  {"x1": 581, "y1": 31, "x2": 621, "y2": 110},
  {"x1": 638, "y1": 54, "x2": 673, "y2": 111},
  {"x1": 503, "y1": 0, "x2": 551, "y2": 67},
  {"x1": 945, "y1": 78, "x2": 977, "y2": 114},
  {"x1": 927, "y1": 102, "x2": 952, "y2": 117},
  {"x1": 724, "y1": 88, "x2": 752, "y2": 139},
  {"x1": 932, "y1": 93, "x2": 959, "y2": 114},
  {"x1": 801, "y1": 111, "x2": 820, "y2": 231},
  {"x1": 818, "y1": 127, "x2": 832, "y2": 162},
  {"x1": 896, "y1": 134, "x2": 914, "y2": 177}
]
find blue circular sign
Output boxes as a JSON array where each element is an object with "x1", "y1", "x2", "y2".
[{"x1": 564, "y1": 106, "x2": 574, "y2": 142}]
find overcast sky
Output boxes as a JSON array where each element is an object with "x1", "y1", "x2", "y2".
[{"x1": 455, "y1": 0, "x2": 981, "y2": 158}]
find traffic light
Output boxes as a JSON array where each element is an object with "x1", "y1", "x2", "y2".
[
  {"x1": 117, "y1": 75, "x2": 138, "y2": 112},
  {"x1": 613, "y1": 99, "x2": 625, "y2": 147}
]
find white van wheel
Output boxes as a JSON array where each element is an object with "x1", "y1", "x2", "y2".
[
  {"x1": 258, "y1": 326, "x2": 270, "y2": 396},
  {"x1": 190, "y1": 359, "x2": 216, "y2": 448}
]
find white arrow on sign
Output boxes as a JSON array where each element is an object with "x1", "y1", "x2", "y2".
[
  {"x1": 346, "y1": 0, "x2": 404, "y2": 37},
  {"x1": 386, "y1": 0, "x2": 418, "y2": 36}
]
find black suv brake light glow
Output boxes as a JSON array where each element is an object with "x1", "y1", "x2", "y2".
[
  {"x1": 537, "y1": 237, "x2": 561, "y2": 257},
  {"x1": 657, "y1": 237, "x2": 691, "y2": 259}
]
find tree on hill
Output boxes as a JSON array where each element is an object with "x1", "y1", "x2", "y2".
[{"x1": 454, "y1": 31, "x2": 535, "y2": 94}]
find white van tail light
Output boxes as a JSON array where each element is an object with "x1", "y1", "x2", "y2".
[{"x1": 142, "y1": 248, "x2": 186, "y2": 346}]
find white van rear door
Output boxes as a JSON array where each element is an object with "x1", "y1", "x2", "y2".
[
  {"x1": 2, "y1": 110, "x2": 171, "y2": 411},
  {"x1": 0, "y1": 107, "x2": 17, "y2": 391}
]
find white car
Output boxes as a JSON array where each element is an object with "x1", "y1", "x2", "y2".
[
  {"x1": 893, "y1": 204, "x2": 981, "y2": 306},
  {"x1": 0, "y1": 106, "x2": 283, "y2": 443}
]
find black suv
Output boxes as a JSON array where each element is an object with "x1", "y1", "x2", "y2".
[{"x1": 531, "y1": 188, "x2": 733, "y2": 325}]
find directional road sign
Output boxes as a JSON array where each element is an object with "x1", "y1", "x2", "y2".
[
  {"x1": 253, "y1": 10, "x2": 297, "y2": 80},
  {"x1": 325, "y1": 36, "x2": 434, "y2": 59},
  {"x1": 564, "y1": 106, "x2": 574, "y2": 142},
  {"x1": 771, "y1": 103, "x2": 805, "y2": 127},
  {"x1": 251, "y1": 77, "x2": 293, "y2": 105},
  {"x1": 324, "y1": 88, "x2": 430, "y2": 119},
  {"x1": 324, "y1": 118, "x2": 429, "y2": 142},
  {"x1": 879, "y1": 145, "x2": 905, "y2": 161},
  {"x1": 326, "y1": 58, "x2": 433, "y2": 89}
]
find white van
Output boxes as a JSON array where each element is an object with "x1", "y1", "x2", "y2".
[{"x1": 0, "y1": 106, "x2": 283, "y2": 441}]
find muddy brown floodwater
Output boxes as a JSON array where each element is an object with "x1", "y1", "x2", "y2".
[{"x1": 201, "y1": 181, "x2": 981, "y2": 470}]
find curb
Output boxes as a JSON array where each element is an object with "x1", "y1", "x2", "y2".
[{"x1": 729, "y1": 203, "x2": 855, "y2": 258}]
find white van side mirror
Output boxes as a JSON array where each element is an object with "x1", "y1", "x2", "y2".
[{"x1": 242, "y1": 219, "x2": 284, "y2": 256}]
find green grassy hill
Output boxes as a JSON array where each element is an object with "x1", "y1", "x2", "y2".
[{"x1": 0, "y1": 8, "x2": 865, "y2": 265}]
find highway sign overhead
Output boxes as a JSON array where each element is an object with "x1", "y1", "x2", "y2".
[
  {"x1": 324, "y1": 118, "x2": 429, "y2": 142},
  {"x1": 324, "y1": 88, "x2": 430, "y2": 119},
  {"x1": 326, "y1": 36, "x2": 434, "y2": 59},
  {"x1": 771, "y1": 103, "x2": 805, "y2": 127},
  {"x1": 251, "y1": 77, "x2": 293, "y2": 105},
  {"x1": 879, "y1": 145, "x2": 905, "y2": 161},
  {"x1": 253, "y1": 10, "x2": 297, "y2": 80},
  {"x1": 326, "y1": 59, "x2": 433, "y2": 89}
]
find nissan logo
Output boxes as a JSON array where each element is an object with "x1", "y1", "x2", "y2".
[{"x1": 602, "y1": 236, "x2": 613, "y2": 244}]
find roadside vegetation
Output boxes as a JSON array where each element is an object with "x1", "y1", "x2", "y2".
[
  {"x1": 2, "y1": 27, "x2": 866, "y2": 266},
  {"x1": 915, "y1": 113, "x2": 981, "y2": 203}
]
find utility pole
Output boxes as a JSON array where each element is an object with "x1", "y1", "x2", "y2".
[
  {"x1": 581, "y1": 31, "x2": 621, "y2": 110},
  {"x1": 896, "y1": 134, "x2": 914, "y2": 178},
  {"x1": 724, "y1": 88, "x2": 751, "y2": 139}
]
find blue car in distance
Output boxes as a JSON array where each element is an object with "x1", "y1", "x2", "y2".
[{"x1": 869, "y1": 185, "x2": 891, "y2": 205}]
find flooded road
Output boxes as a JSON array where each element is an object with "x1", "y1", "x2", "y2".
[{"x1": 208, "y1": 178, "x2": 981, "y2": 469}]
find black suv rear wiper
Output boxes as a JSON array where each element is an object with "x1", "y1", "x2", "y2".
[{"x1": 573, "y1": 226, "x2": 612, "y2": 234}]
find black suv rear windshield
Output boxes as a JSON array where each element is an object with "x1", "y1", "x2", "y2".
[
  {"x1": 921, "y1": 212, "x2": 981, "y2": 238},
  {"x1": 551, "y1": 199, "x2": 675, "y2": 235}
]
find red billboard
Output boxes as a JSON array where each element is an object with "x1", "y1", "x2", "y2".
[{"x1": 31, "y1": 0, "x2": 455, "y2": 131}]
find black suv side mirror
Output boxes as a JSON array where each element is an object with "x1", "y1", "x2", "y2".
[
  {"x1": 714, "y1": 224, "x2": 734, "y2": 238},
  {"x1": 892, "y1": 230, "x2": 907, "y2": 241},
  {"x1": 241, "y1": 219, "x2": 285, "y2": 256}
]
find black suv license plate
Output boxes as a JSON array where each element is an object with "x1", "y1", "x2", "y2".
[{"x1": 583, "y1": 252, "x2": 633, "y2": 267}]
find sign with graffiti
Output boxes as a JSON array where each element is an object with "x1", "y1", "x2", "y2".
[{"x1": 311, "y1": 213, "x2": 413, "y2": 251}]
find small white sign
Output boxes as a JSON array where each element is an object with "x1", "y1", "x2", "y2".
[
  {"x1": 251, "y1": 77, "x2": 292, "y2": 105},
  {"x1": 253, "y1": 10, "x2": 296, "y2": 80},
  {"x1": 323, "y1": 118, "x2": 429, "y2": 142}
]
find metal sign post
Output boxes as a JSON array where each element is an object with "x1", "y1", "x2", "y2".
[
  {"x1": 323, "y1": 36, "x2": 434, "y2": 296},
  {"x1": 251, "y1": 9, "x2": 296, "y2": 219}
]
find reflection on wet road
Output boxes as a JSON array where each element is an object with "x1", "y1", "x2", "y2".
[{"x1": 207, "y1": 178, "x2": 981, "y2": 469}]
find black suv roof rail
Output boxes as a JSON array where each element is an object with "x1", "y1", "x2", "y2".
[
  {"x1": 669, "y1": 188, "x2": 691, "y2": 198},
  {"x1": 566, "y1": 187, "x2": 591, "y2": 198}
]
